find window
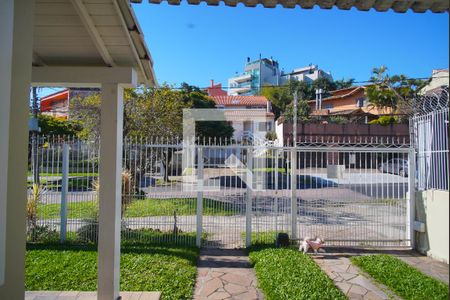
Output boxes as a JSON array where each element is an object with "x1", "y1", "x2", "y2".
[
  {"x1": 324, "y1": 104, "x2": 333, "y2": 109},
  {"x1": 356, "y1": 97, "x2": 367, "y2": 107}
]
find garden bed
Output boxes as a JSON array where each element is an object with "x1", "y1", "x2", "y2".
[
  {"x1": 248, "y1": 247, "x2": 346, "y2": 300},
  {"x1": 26, "y1": 242, "x2": 199, "y2": 300},
  {"x1": 351, "y1": 254, "x2": 448, "y2": 300}
]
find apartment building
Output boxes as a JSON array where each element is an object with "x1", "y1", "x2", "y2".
[{"x1": 227, "y1": 57, "x2": 333, "y2": 96}]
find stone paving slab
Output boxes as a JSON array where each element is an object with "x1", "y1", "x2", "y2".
[
  {"x1": 194, "y1": 249, "x2": 263, "y2": 300},
  {"x1": 389, "y1": 250, "x2": 449, "y2": 284},
  {"x1": 25, "y1": 291, "x2": 161, "y2": 300},
  {"x1": 313, "y1": 248, "x2": 449, "y2": 300},
  {"x1": 312, "y1": 253, "x2": 395, "y2": 300}
]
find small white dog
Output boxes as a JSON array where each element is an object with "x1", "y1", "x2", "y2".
[{"x1": 299, "y1": 236, "x2": 325, "y2": 254}]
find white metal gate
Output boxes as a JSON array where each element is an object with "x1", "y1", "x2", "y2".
[
  {"x1": 30, "y1": 136, "x2": 413, "y2": 248},
  {"x1": 193, "y1": 141, "x2": 413, "y2": 248}
]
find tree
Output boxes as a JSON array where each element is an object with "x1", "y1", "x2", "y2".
[
  {"x1": 179, "y1": 83, "x2": 234, "y2": 140},
  {"x1": 69, "y1": 92, "x2": 102, "y2": 140},
  {"x1": 37, "y1": 114, "x2": 82, "y2": 136},
  {"x1": 282, "y1": 99, "x2": 311, "y2": 122},
  {"x1": 124, "y1": 87, "x2": 185, "y2": 137},
  {"x1": 260, "y1": 85, "x2": 291, "y2": 119},
  {"x1": 365, "y1": 66, "x2": 428, "y2": 113},
  {"x1": 123, "y1": 85, "x2": 233, "y2": 181},
  {"x1": 334, "y1": 78, "x2": 355, "y2": 90},
  {"x1": 312, "y1": 77, "x2": 337, "y2": 93}
]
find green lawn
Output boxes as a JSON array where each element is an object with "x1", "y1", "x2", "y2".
[
  {"x1": 28, "y1": 172, "x2": 99, "y2": 177},
  {"x1": 38, "y1": 201, "x2": 98, "y2": 220},
  {"x1": 241, "y1": 231, "x2": 277, "y2": 246},
  {"x1": 248, "y1": 247, "x2": 346, "y2": 300},
  {"x1": 26, "y1": 243, "x2": 199, "y2": 300},
  {"x1": 38, "y1": 198, "x2": 237, "y2": 219},
  {"x1": 351, "y1": 254, "x2": 448, "y2": 300},
  {"x1": 126, "y1": 198, "x2": 236, "y2": 217}
]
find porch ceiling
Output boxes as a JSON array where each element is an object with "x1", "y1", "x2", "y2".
[
  {"x1": 33, "y1": 0, "x2": 156, "y2": 86},
  {"x1": 132, "y1": 0, "x2": 449, "y2": 13}
]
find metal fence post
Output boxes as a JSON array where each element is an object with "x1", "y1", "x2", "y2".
[
  {"x1": 60, "y1": 143, "x2": 69, "y2": 243},
  {"x1": 196, "y1": 147, "x2": 203, "y2": 248},
  {"x1": 274, "y1": 149, "x2": 279, "y2": 235},
  {"x1": 408, "y1": 147, "x2": 416, "y2": 248},
  {"x1": 245, "y1": 149, "x2": 253, "y2": 247},
  {"x1": 290, "y1": 148, "x2": 298, "y2": 240}
]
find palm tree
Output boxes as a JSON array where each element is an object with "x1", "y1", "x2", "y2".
[{"x1": 365, "y1": 66, "x2": 428, "y2": 115}]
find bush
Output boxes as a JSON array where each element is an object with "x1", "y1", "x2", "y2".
[
  {"x1": 368, "y1": 116, "x2": 399, "y2": 125},
  {"x1": 27, "y1": 184, "x2": 42, "y2": 230},
  {"x1": 37, "y1": 114, "x2": 82, "y2": 135},
  {"x1": 328, "y1": 116, "x2": 349, "y2": 124},
  {"x1": 28, "y1": 225, "x2": 59, "y2": 243},
  {"x1": 76, "y1": 222, "x2": 99, "y2": 244},
  {"x1": 265, "y1": 131, "x2": 278, "y2": 141},
  {"x1": 92, "y1": 169, "x2": 135, "y2": 217}
]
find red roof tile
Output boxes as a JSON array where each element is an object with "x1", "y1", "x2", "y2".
[{"x1": 211, "y1": 95, "x2": 268, "y2": 107}]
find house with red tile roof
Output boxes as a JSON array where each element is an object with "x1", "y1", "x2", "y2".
[
  {"x1": 208, "y1": 86, "x2": 275, "y2": 140},
  {"x1": 40, "y1": 88, "x2": 98, "y2": 119},
  {"x1": 308, "y1": 86, "x2": 393, "y2": 123}
]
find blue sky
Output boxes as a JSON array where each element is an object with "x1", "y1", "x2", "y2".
[
  {"x1": 132, "y1": 3, "x2": 449, "y2": 88},
  {"x1": 38, "y1": 3, "x2": 449, "y2": 98}
]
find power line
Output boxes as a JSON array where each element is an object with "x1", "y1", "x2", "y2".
[{"x1": 148, "y1": 76, "x2": 449, "y2": 90}]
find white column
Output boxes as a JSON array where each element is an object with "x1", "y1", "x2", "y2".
[
  {"x1": 290, "y1": 149, "x2": 298, "y2": 240},
  {"x1": 97, "y1": 83, "x2": 124, "y2": 300},
  {"x1": 196, "y1": 147, "x2": 203, "y2": 247},
  {"x1": 245, "y1": 150, "x2": 253, "y2": 247},
  {"x1": 0, "y1": 0, "x2": 34, "y2": 297},
  {"x1": 408, "y1": 148, "x2": 416, "y2": 248}
]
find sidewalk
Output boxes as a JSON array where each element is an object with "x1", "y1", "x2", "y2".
[
  {"x1": 25, "y1": 291, "x2": 161, "y2": 300},
  {"x1": 193, "y1": 249, "x2": 263, "y2": 300}
]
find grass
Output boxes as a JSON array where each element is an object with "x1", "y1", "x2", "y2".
[
  {"x1": 27, "y1": 172, "x2": 99, "y2": 177},
  {"x1": 38, "y1": 198, "x2": 237, "y2": 219},
  {"x1": 28, "y1": 177, "x2": 96, "y2": 191},
  {"x1": 26, "y1": 243, "x2": 199, "y2": 300},
  {"x1": 248, "y1": 247, "x2": 346, "y2": 300},
  {"x1": 351, "y1": 254, "x2": 448, "y2": 300},
  {"x1": 241, "y1": 231, "x2": 277, "y2": 246},
  {"x1": 126, "y1": 198, "x2": 236, "y2": 217},
  {"x1": 38, "y1": 201, "x2": 98, "y2": 219}
]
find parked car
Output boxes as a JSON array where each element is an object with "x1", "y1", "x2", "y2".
[{"x1": 378, "y1": 159, "x2": 408, "y2": 177}]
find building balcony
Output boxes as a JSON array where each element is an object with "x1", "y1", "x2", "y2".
[
  {"x1": 230, "y1": 86, "x2": 252, "y2": 94},
  {"x1": 231, "y1": 73, "x2": 252, "y2": 83}
]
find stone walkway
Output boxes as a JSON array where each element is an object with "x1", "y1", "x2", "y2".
[
  {"x1": 25, "y1": 291, "x2": 161, "y2": 300},
  {"x1": 193, "y1": 249, "x2": 263, "y2": 300},
  {"x1": 391, "y1": 250, "x2": 449, "y2": 284},
  {"x1": 313, "y1": 248, "x2": 449, "y2": 300},
  {"x1": 313, "y1": 253, "x2": 395, "y2": 300}
]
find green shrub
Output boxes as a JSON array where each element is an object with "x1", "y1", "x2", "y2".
[
  {"x1": 368, "y1": 116, "x2": 398, "y2": 125},
  {"x1": 328, "y1": 116, "x2": 349, "y2": 124},
  {"x1": 76, "y1": 222, "x2": 99, "y2": 244},
  {"x1": 351, "y1": 254, "x2": 448, "y2": 300},
  {"x1": 28, "y1": 225, "x2": 59, "y2": 243},
  {"x1": 265, "y1": 131, "x2": 278, "y2": 141}
]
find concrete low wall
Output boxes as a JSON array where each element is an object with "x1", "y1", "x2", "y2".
[{"x1": 415, "y1": 190, "x2": 449, "y2": 263}]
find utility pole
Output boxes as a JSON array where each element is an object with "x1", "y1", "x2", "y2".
[
  {"x1": 293, "y1": 90, "x2": 298, "y2": 147},
  {"x1": 31, "y1": 87, "x2": 40, "y2": 184}
]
